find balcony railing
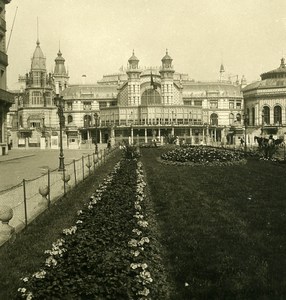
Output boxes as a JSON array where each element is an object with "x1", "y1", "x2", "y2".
[
  {"x1": 0, "y1": 88, "x2": 13, "y2": 103},
  {"x1": 0, "y1": 50, "x2": 8, "y2": 66},
  {"x1": 0, "y1": 17, "x2": 6, "y2": 31}
]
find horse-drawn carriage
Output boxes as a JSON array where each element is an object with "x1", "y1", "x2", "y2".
[{"x1": 254, "y1": 135, "x2": 284, "y2": 159}]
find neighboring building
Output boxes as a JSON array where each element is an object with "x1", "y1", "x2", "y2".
[
  {"x1": 0, "y1": 0, "x2": 14, "y2": 155},
  {"x1": 9, "y1": 41, "x2": 70, "y2": 148},
  {"x1": 61, "y1": 50, "x2": 245, "y2": 147},
  {"x1": 243, "y1": 58, "x2": 286, "y2": 143}
]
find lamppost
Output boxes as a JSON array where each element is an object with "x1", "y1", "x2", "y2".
[
  {"x1": 54, "y1": 95, "x2": 65, "y2": 171},
  {"x1": 243, "y1": 113, "x2": 249, "y2": 153},
  {"x1": 94, "y1": 112, "x2": 98, "y2": 154}
]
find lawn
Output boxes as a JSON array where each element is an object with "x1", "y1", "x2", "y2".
[
  {"x1": 2, "y1": 146, "x2": 286, "y2": 299},
  {"x1": 141, "y1": 147, "x2": 286, "y2": 299}
]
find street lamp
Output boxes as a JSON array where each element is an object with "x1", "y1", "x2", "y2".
[
  {"x1": 94, "y1": 112, "x2": 99, "y2": 154},
  {"x1": 243, "y1": 113, "x2": 249, "y2": 153},
  {"x1": 54, "y1": 95, "x2": 65, "y2": 171}
]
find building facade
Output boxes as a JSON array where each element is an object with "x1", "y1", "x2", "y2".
[
  {"x1": 8, "y1": 41, "x2": 69, "y2": 148},
  {"x1": 9, "y1": 48, "x2": 246, "y2": 149},
  {"x1": 60, "y1": 51, "x2": 245, "y2": 147},
  {"x1": 243, "y1": 58, "x2": 286, "y2": 143},
  {"x1": 0, "y1": 0, "x2": 14, "y2": 155}
]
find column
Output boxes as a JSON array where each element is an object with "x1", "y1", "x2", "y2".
[
  {"x1": 99, "y1": 130, "x2": 102, "y2": 143},
  {"x1": 214, "y1": 128, "x2": 217, "y2": 143},
  {"x1": 131, "y1": 127, "x2": 134, "y2": 144},
  {"x1": 190, "y1": 128, "x2": 193, "y2": 144},
  {"x1": 145, "y1": 128, "x2": 147, "y2": 143},
  {"x1": 111, "y1": 127, "x2": 115, "y2": 146}
]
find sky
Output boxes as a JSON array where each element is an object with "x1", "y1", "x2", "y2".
[{"x1": 5, "y1": 0, "x2": 286, "y2": 90}]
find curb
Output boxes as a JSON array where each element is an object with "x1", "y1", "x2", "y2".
[{"x1": 0, "y1": 154, "x2": 35, "y2": 163}]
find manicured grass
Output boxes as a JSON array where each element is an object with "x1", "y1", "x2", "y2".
[
  {"x1": 141, "y1": 148, "x2": 286, "y2": 299},
  {"x1": 0, "y1": 151, "x2": 121, "y2": 300}
]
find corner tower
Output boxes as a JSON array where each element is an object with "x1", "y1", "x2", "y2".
[
  {"x1": 159, "y1": 49, "x2": 175, "y2": 105},
  {"x1": 53, "y1": 49, "x2": 69, "y2": 93},
  {"x1": 126, "y1": 50, "x2": 141, "y2": 106}
]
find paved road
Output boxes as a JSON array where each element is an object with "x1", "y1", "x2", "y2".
[{"x1": 0, "y1": 146, "x2": 107, "y2": 191}]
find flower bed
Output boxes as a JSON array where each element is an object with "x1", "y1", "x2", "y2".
[
  {"x1": 160, "y1": 146, "x2": 247, "y2": 166},
  {"x1": 17, "y1": 159, "x2": 169, "y2": 299}
]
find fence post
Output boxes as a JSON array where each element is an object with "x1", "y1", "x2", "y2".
[
  {"x1": 100, "y1": 149, "x2": 103, "y2": 165},
  {"x1": 48, "y1": 169, "x2": 51, "y2": 208},
  {"x1": 82, "y1": 156, "x2": 85, "y2": 180},
  {"x1": 93, "y1": 153, "x2": 96, "y2": 173},
  {"x1": 63, "y1": 169, "x2": 66, "y2": 195},
  {"x1": 73, "y1": 159, "x2": 77, "y2": 186},
  {"x1": 87, "y1": 154, "x2": 91, "y2": 176},
  {"x1": 104, "y1": 149, "x2": 106, "y2": 163},
  {"x1": 23, "y1": 179, "x2": 28, "y2": 228}
]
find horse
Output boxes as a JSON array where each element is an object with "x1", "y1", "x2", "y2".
[
  {"x1": 274, "y1": 138, "x2": 284, "y2": 147},
  {"x1": 254, "y1": 136, "x2": 269, "y2": 148}
]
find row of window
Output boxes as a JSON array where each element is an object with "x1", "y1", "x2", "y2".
[{"x1": 246, "y1": 105, "x2": 284, "y2": 125}]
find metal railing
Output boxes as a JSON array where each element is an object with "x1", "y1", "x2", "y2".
[{"x1": 0, "y1": 147, "x2": 118, "y2": 247}]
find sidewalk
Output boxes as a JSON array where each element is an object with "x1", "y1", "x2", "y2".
[
  {"x1": 0, "y1": 145, "x2": 108, "y2": 163},
  {"x1": 0, "y1": 150, "x2": 36, "y2": 162}
]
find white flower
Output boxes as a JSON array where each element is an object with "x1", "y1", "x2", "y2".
[
  {"x1": 185, "y1": 282, "x2": 189, "y2": 287},
  {"x1": 32, "y1": 270, "x2": 46, "y2": 279},
  {"x1": 45, "y1": 256, "x2": 57, "y2": 267},
  {"x1": 22, "y1": 277, "x2": 29, "y2": 282},
  {"x1": 77, "y1": 210, "x2": 83, "y2": 215},
  {"x1": 18, "y1": 287, "x2": 26, "y2": 293},
  {"x1": 141, "y1": 263, "x2": 148, "y2": 270},
  {"x1": 26, "y1": 292, "x2": 33, "y2": 300},
  {"x1": 137, "y1": 220, "x2": 148, "y2": 228},
  {"x1": 132, "y1": 228, "x2": 142, "y2": 235},
  {"x1": 130, "y1": 263, "x2": 139, "y2": 269},
  {"x1": 128, "y1": 239, "x2": 138, "y2": 247},
  {"x1": 131, "y1": 250, "x2": 140, "y2": 257},
  {"x1": 76, "y1": 220, "x2": 83, "y2": 224},
  {"x1": 137, "y1": 287, "x2": 150, "y2": 296}
]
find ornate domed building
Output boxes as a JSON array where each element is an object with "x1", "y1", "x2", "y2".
[
  {"x1": 8, "y1": 40, "x2": 69, "y2": 148},
  {"x1": 243, "y1": 58, "x2": 286, "y2": 142},
  {"x1": 61, "y1": 50, "x2": 245, "y2": 147}
]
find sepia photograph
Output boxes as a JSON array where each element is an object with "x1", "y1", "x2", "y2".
[{"x1": 1, "y1": 0, "x2": 286, "y2": 299}]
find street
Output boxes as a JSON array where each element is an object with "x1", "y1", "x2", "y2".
[{"x1": 0, "y1": 146, "x2": 107, "y2": 191}]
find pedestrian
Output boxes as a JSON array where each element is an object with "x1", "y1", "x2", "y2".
[
  {"x1": 107, "y1": 139, "x2": 111, "y2": 150},
  {"x1": 240, "y1": 137, "x2": 244, "y2": 148}
]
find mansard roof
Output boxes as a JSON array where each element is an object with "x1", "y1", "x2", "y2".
[
  {"x1": 182, "y1": 81, "x2": 242, "y2": 97},
  {"x1": 61, "y1": 84, "x2": 118, "y2": 99}
]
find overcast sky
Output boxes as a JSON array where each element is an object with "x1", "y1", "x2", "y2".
[{"x1": 5, "y1": 0, "x2": 286, "y2": 90}]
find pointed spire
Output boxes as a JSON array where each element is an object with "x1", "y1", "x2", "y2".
[
  {"x1": 36, "y1": 17, "x2": 40, "y2": 45},
  {"x1": 280, "y1": 57, "x2": 285, "y2": 68}
]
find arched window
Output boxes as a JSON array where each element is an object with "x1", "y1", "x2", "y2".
[
  {"x1": 236, "y1": 113, "x2": 241, "y2": 123},
  {"x1": 251, "y1": 107, "x2": 255, "y2": 126},
  {"x1": 210, "y1": 113, "x2": 218, "y2": 126},
  {"x1": 262, "y1": 106, "x2": 270, "y2": 125},
  {"x1": 229, "y1": 113, "x2": 234, "y2": 125},
  {"x1": 141, "y1": 89, "x2": 161, "y2": 105},
  {"x1": 274, "y1": 105, "x2": 282, "y2": 125},
  {"x1": 84, "y1": 115, "x2": 92, "y2": 127},
  {"x1": 68, "y1": 115, "x2": 73, "y2": 124}
]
